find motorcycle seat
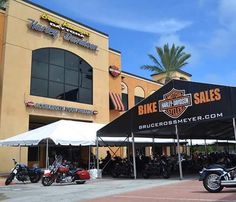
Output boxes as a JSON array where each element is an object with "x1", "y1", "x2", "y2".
[{"x1": 69, "y1": 168, "x2": 83, "y2": 174}]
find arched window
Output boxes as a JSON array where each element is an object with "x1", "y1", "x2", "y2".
[
  {"x1": 134, "y1": 86, "x2": 145, "y2": 105},
  {"x1": 30, "y1": 48, "x2": 93, "y2": 104}
]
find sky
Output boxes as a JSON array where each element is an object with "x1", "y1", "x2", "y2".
[{"x1": 29, "y1": 0, "x2": 236, "y2": 86}]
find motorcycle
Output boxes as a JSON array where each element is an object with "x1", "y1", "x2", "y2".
[
  {"x1": 42, "y1": 155, "x2": 90, "y2": 186},
  {"x1": 111, "y1": 158, "x2": 133, "y2": 178},
  {"x1": 5, "y1": 159, "x2": 42, "y2": 185},
  {"x1": 199, "y1": 164, "x2": 236, "y2": 193},
  {"x1": 142, "y1": 155, "x2": 170, "y2": 179}
]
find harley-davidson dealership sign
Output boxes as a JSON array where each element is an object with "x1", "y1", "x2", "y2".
[
  {"x1": 109, "y1": 65, "x2": 121, "y2": 77},
  {"x1": 158, "y1": 88, "x2": 192, "y2": 119},
  {"x1": 28, "y1": 13, "x2": 98, "y2": 51}
]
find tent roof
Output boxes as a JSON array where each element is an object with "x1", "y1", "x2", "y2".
[
  {"x1": 98, "y1": 80, "x2": 236, "y2": 140},
  {"x1": 0, "y1": 120, "x2": 181, "y2": 147},
  {"x1": 0, "y1": 120, "x2": 104, "y2": 146}
]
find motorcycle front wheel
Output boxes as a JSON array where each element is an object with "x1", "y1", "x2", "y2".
[
  {"x1": 5, "y1": 173, "x2": 15, "y2": 185},
  {"x1": 42, "y1": 177, "x2": 54, "y2": 186},
  {"x1": 203, "y1": 173, "x2": 223, "y2": 193},
  {"x1": 30, "y1": 174, "x2": 41, "y2": 183}
]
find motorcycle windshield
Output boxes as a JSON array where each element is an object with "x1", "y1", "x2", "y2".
[{"x1": 51, "y1": 155, "x2": 63, "y2": 168}]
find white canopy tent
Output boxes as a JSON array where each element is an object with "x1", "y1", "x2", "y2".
[
  {"x1": 0, "y1": 120, "x2": 105, "y2": 168},
  {"x1": 0, "y1": 119, "x2": 187, "y2": 146},
  {"x1": 0, "y1": 119, "x2": 189, "y2": 169},
  {"x1": 0, "y1": 120, "x2": 104, "y2": 146}
]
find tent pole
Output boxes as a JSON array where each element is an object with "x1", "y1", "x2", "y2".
[
  {"x1": 173, "y1": 139, "x2": 176, "y2": 155},
  {"x1": 96, "y1": 135, "x2": 99, "y2": 171},
  {"x1": 131, "y1": 132, "x2": 137, "y2": 179},
  {"x1": 152, "y1": 137, "x2": 155, "y2": 157},
  {"x1": 233, "y1": 118, "x2": 236, "y2": 141},
  {"x1": 38, "y1": 145, "x2": 40, "y2": 166},
  {"x1": 19, "y1": 145, "x2": 21, "y2": 163},
  {"x1": 88, "y1": 145, "x2": 91, "y2": 170},
  {"x1": 204, "y1": 139, "x2": 207, "y2": 155},
  {"x1": 175, "y1": 125, "x2": 183, "y2": 180},
  {"x1": 190, "y1": 139, "x2": 192, "y2": 156},
  {"x1": 46, "y1": 138, "x2": 49, "y2": 169}
]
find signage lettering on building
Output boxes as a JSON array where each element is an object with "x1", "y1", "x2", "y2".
[
  {"x1": 25, "y1": 101, "x2": 98, "y2": 115},
  {"x1": 27, "y1": 13, "x2": 98, "y2": 51},
  {"x1": 41, "y1": 13, "x2": 90, "y2": 38},
  {"x1": 28, "y1": 19, "x2": 60, "y2": 38}
]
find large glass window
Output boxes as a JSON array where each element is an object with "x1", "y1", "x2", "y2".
[{"x1": 30, "y1": 48, "x2": 93, "y2": 104}]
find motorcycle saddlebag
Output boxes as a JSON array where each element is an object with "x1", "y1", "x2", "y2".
[{"x1": 77, "y1": 169, "x2": 90, "y2": 180}]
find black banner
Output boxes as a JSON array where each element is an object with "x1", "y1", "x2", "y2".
[{"x1": 133, "y1": 80, "x2": 236, "y2": 132}]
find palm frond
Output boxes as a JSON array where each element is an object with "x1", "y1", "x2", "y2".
[
  {"x1": 141, "y1": 43, "x2": 191, "y2": 84},
  {"x1": 141, "y1": 65, "x2": 163, "y2": 73},
  {"x1": 147, "y1": 54, "x2": 164, "y2": 70}
]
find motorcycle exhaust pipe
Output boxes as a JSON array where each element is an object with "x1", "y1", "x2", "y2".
[{"x1": 221, "y1": 180, "x2": 236, "y2": 186}]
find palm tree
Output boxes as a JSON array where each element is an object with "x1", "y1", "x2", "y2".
[{"x1": 141, "y1": 43, "x2": 191, "y2": 84}]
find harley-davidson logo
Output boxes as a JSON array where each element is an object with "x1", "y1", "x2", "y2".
[
  {"x1": 109, "y1": 65, "x2": 121, "y2": 77},
  {"x1": 158, "y1": 88, "x2": 192, "y2": 118}
]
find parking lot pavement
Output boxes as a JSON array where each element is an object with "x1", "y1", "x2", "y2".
[
  {"x1": 2, "y1": 175, "x2": 235, "y2": 202},
  {"x1": 84, "y1": 179, "x2": 236, "y2": 202},
  {"x1": 0, "y1": 175, "x2": 190, "y2": 202}
]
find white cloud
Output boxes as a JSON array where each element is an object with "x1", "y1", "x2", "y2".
[
  {"x1": 93, "y1": 18, "x2": 191, "y2": 34},
  {"x1": 63, "y1": 1, "x2": 191, "y2": 34},
  {"x1": 207, "y1": 0, "x2": 236, "y2": 55},
  {"x1": 219, "y1": 0, "x2": 236, "y2": 29}
]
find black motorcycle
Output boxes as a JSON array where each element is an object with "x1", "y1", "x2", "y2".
[
  {"x1": 199, "y1": 164, "x2": 236, "y2": 193},
  {"x1": 142, "y1": 155, "x2": 170, "y2": 179},
  {"x1": 111, "y1": 158, "x2": 134, "y2": 178},
  {"x1": 5, "y1": 159, "x2": 43, "y2": 185}
]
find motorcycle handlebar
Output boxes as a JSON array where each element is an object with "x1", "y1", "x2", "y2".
[{"x1": 12, "y1": 158, "x2": 17, "y2": 165}]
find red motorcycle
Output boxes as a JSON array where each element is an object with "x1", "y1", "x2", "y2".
[{"x1": 42, "y1": 155, "x2": 90, "y2": 186}]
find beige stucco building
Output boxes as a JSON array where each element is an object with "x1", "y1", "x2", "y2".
[{"x1": 0, "y1": 0, "x2": 191, "y2": 172}]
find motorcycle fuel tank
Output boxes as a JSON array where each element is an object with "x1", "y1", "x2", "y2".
[{"x1": 58, "y1": 166, "x2": 69, "y2": 173}]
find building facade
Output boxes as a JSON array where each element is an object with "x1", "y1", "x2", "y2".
[{"x1": 0, "y1": 0, "x2": 168, "y2": 172}]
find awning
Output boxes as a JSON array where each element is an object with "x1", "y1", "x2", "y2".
[{"x1": 109, "y1": 92, "x2": 125, "y2": 111}]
